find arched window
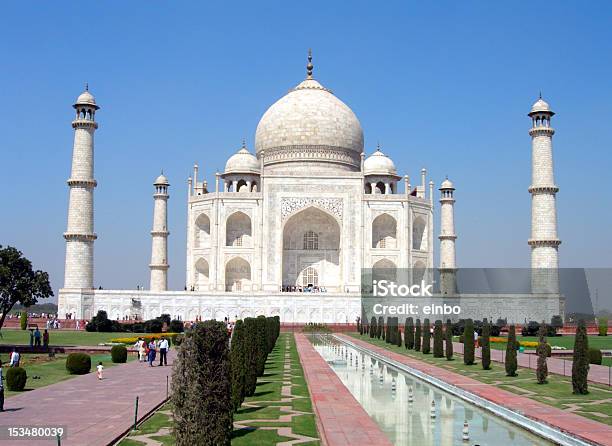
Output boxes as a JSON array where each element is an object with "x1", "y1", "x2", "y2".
[
  {"x1": 302, "y1": 266, "x2": 318, "y2": 287},
  {"x1": 194, "y1": 214, "x2": 210, "y2": 248},
  {"x1": 372, "y1": 214, "x2": 397, "y2": 249},
  {"x1": 412, "y1": 216, "x2": 427, "y2": 251},
  {"x1": 303, "y1": 231, "x2": 319, "y2": 250},
  {"x1": 375, "y1": 182, "x2": 385, "y2": 194},
  {"x1": 225, "y1": 257, "x2": 251, "y2": 291},
  {"x1": 226, "y1": 212, "x2": 252, "y2": 247},
  {"x1": 237, "y1": 179, "x2": 248, "y2": 192}
]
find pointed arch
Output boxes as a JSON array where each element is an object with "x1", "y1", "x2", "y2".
[
  {"x1": 226, "y1": 211, "x2": 252, "y2": 247},
  {"x1": 194, "y1": 213, "x2": 211, "y2": 248},
  {"x1": 412, "y1": 216, "x2": 427, "y2": 251},
  {"x1": 372, "y1": 213, "x2": 397, "y2": 249},
  {"x1": 225, "y1": 256, "x2": 251, "y2": 291},
  {"x1": 373, "y1": 258, "x2": 397, "y2": 283},
  {"x1": 194, "y1": 258, "x2": 209, "y2": 290}
]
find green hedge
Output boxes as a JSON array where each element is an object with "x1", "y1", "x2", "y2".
[
  {"x1": 6, "y1": 367, "x2": 27, "y2": 391},
  {"x1": 588, "y1": 348, "x2": 602, "y2": 365},
  {"x1": 111, "y1": 345, "x2": 128, "y2": 363},
  {"x1": 66, "y1": 353, "x2": 91, "y2": 375}
]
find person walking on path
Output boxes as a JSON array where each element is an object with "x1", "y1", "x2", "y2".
[
  {"x1": 474, "y1": 329, "x2": 479, "y2": 348},
  {"x1": 134, "y1": 338, "x2": 146, "y2": 362},
  {"x1": 9, "y1": 349, "x2": 20, "y2": 367},
  {"x1": 158, "y1": 337, "x2": 169, "y2": 366},
  {"x1": 0, "y1": 359, "x2": 4, "y2": 411},
  {"x1": 43, "y1": 329, "x2": 49, "y2": 348},
  {"x1": 96, "y1": 362, "x2": 104, "y2": 380},
  {"x1": 147, "y1": 340, "x2": 156, "y2": 367},
  {"x1": 34, "y1": 328, "x2": 42, "y2": 347}
]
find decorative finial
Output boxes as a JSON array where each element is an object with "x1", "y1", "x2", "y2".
[
  {"x1": 306, "y1": 48, "x2": 313, "y2": 79},
  {"x1": 242, "y1": 138, "x2": 246, "y2": 149},
  {"x1": 539, "y1": 91, "x2": 542, "y2": 99},
  {"x1": 161, "y1": 169, "x2": 164, "y2": 175},
  {"x1": 376, "y1": 141, "x2": 381, "y2": 151},
  {"x1": 85, "y1": 82, "x2": 89, "y2": 92}
]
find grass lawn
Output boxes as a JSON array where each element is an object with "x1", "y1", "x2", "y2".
[
  {"x1": 350, "y1": 333, "x2": 612, "y2": 425},
  {"x1": 0, "y1": 329, "x2": 150, "y2": 346},
  {"x1": 480, "y1": 334, "x2": 612, "y2": 351},
  {"x1": 118, "y1": 333, "x2": 320, "y2": 446},
  {"x1": 0, "y1": 352, "x2": 132, "y2": 397}
]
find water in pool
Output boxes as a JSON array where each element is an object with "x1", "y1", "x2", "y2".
[{"x1": 309, "y1": 335, "x2": 555, "y2": 446}]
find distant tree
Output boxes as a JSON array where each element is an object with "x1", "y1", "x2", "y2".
[
  {"x1": 598, "y1": 317, "x2": 608, "y2": 337},
  {"x1": 0, "y1": 246, "x2": 53, "y2": 331},
  {"x1": 481, "y1": 320, "x2": 491, "y2": 370},
  {"x1": 378, "y1": 316, "x2": 384, "y2": 340},
  {"x1": 414, "y1": 319, "x2": 422, "y2": 351},
  {"x1": 405, "y1": 317, "x2": 414, "y2": 349},
  {"x1": 445, "y1": 319, "x2": 453, "y2": 360},
  {"x1": 20, "y1": 311, "x2": 28, "y2": 330},
  {"x1": 433, "y1": 320, "x2": 443, "y2": 358},
  {"x1": 255, "y1": 316, "x2": 268, "y2": 376},
  {"x1": 536, "y1": 322, "x2": 548, "y2": 384},
  {"x1": 572, "y1": 320, "x2": 589, "y2": 394},
  {"x1": 172, "y1": 320, "x2": 232, "y2": 446},
  {"x1": 230, "y1": 320, "x2": 247, "y2": 411},
  {"x1": 370, "y1": 316, "x2": 377, "y2": 339},
  {"x1": 463, "y1": 319, "x2": 475, "y2": 365},
  {"x1": 385, "y1": 318, "x2": 391, "y2": 344},
  {"x1": 396, "y1": 320, "x2": 403, "y2": 347},
  {"x1": 550, "y1": 315, "x2": 563, "y2": 335},
  {"x1": 169, "y1": 319, "x2": 185, "y2": 333},
  {"x1": 422, "y1": 319, "x2": 431, "y2": 354},
  {"x1": 243, "y1": 318, "x2": 259, "y2": 396},
  {"x1": 505, "y1": 325, "x2": 518, "y2": 377}
]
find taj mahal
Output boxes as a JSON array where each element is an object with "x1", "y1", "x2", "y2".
[{"x1": 58, "y1": 53, "x2": 564, "y2": 324}]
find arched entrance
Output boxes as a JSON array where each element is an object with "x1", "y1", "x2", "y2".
[{"x1": 282, "y1": 207, "x2": 341, "y2": 291}]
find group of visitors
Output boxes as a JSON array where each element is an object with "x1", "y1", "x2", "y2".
[
  {"x1": 133, "y1": 336, "x2": 169, "y2": 367},
  {"x1": 29, "y1": 328, "x2": 50, "y2": 347},
  {"x1": 45, "y1": 318, "x2": 62, "y2": 329},
  {"x1": 281, "y1": 285, "x2": 327, "y2": 293}
]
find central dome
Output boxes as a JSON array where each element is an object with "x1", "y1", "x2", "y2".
[{"x1": 255, "y1": 56, "x2": 364, "y2": 173}]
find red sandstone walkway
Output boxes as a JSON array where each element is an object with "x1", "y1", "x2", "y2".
[
  {"x1": 0, "y1": 351, "x2": 175, "y2": 446},
  {"x1": 294, "y1": 333, "x2": 392, "y2": 446},
  {"x1": 342, "y1": 334, "x2": 612, "y2": 446}
]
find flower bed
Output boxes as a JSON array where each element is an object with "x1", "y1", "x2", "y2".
[
  {"x1": 110, "y1": 333, "x2": 178, "y2": 345},
  {"x1": 489, "y1": 337, "x2": 541, "y2": 348}
]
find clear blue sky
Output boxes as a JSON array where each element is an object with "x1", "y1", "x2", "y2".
[{"x1": 1, "y1": 2, "x2": 611, "y2": 302}]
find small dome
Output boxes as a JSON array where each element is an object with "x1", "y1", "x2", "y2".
[
  {"x1": 440, "y1": 178, "x2": 454, "y2": 189},
  {"x1": 154, "y1": 173, "x2": 169, "y2": 185},
  {"x1": 74, "y1": 89, "x2": 99, "y2": 109},
  {"x1": 364, "y1": 148, "x2": 397, "y2": 176},
  {"x1": 529, "y1": 97, "x2": 553, "y2": 115},
  {"x1": 225, "y1": 145, "x2": 260, "y2": 174}
]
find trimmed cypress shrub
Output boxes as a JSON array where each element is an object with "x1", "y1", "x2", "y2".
[
  {"x1": 243, "y1": 318, "x2": 259, "y2": 396},
  {"x1": 172, "y1": 320, "x2": 232, "y2": 446},
  {"x1": 422, "y1": 319, "x2": 431, "y2": 354},
  {"x1": 536, "y1": 323, "x2": 548, "y2": 384},
  {"x1": 378, "y1": 316, "x2": 384, "y2": 339},
  {"x1": 414, "y1": 319, "x2": 422, "y2": 352},
  {"x1": 433, "y1": 320, "x2": 443, "y2": 358},
  {"x1": 255, "y1": 316, "x2": 268, "y2": 376},
  {"x1": 370, "y1": 316, "x2": 376, "y2": 339},
  {"x1": 385, "y1": 318, "x2": 391, "y2": 343},
  {"x1": 505, "y1": 325, "x2": 518, "y2": 377},
  {"x1": 572, "y1": 320, "x2": 589, "y2": 394},
  {"x1": 20, "y1": 311, "x2": 28, "y2": 330},
  {"x1": 6, "y1": 366, "x2": 27, "y2": 391},
  {"x1": 66, "y1": 353, "x2": 91, "y2": 375},
  {"x1": 481, "y1": 320, "x2": 491, "y2": 370},
  {"x1": 445, "y1": 319, "x2": 453, "y2": 360},
  {"x1": 405, "y1": 317, "x2": 414, "y2": 349},
  {"x1": 230, "y1": 320, "x2": 247, "y2": 412},
  {"x1": 598, "y1": 317, "x2": 608, "y2": 337},
  {"x1": 396, "y1": 321, "x2": 403, "y2": 347},
  {"x1": 111, "y1": 345, "x2": 128, "y2": 363},
  {"x1": 463, "y1": 319, "x2": 475, "y2": 365},
  {"x1": 588, "y1": 348, "x2": 602, "y2": 365},
  {"x1": 169, "y1": 319, "x2": 185, "y2": 333}
]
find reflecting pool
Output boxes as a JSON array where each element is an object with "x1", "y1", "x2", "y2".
[{"x1": 310, "y1": 335, "x2": 555, "y2": 446}]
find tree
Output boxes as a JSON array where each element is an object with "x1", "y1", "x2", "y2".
[
  {"x1": 445, "y1": 319, "x2": 453, "y2": 360},
  {"x1": 20, "y1": 311, "x2": 28, "y2": 330},
  {"x1": 463, "y1": 319, "x2": 475, "y2": 365},
  {"x1": 481, "y1": 320, "x2": 491, "y2": 370},
  {"x1": 378, "y1": 316, "x2": 384, "y2": 340},
  {"x1": 230, "y1": 320, "x2": 247, "y2": 411},
  {"x1": 405, "y1": 317, "x2": 414, "y2": 349},
  {"x1": 243, "y1": 318, "x2": 259, "y2": 396},
  {"x1": 0, "y1": 246, "x2": 53, "y2": 332},
  {"x1": 396, "y1": 320, "x2": 403, "y2": 347},
  {"x1": 414, "y1": 319, "x2": 422, "y2": 351},
  {"x1": 172, "y1": 320, "x2": 232, "y2": 446},
  {"x1": 422, "y1": 319, "x2": 431, "y2": 354},
  {"x1": 433, "y1": 320, "x2": 443, "y2": 357},
  {"x1": 505, "y1": 325, "x2": 518, "y2": 377},
  {"x1": 572, "y1": 320, "x2": 589, "y2": 394},
  {"x1": 370, "y1": 316, "x2": 377, "y2": 339},
  {"x1": 385, "y1": 318, "x2": 391, "y2": 343},
  {"x1": 255, "y1": 316, "x2": 268, "y2": 376},
  {"x1": 536, "y1": 322, "x2": 548, "y2": 384}
]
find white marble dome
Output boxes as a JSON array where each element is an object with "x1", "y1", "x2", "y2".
[
  {"x1": 364, "y1": 148, "x2": 397, "y2": 175},
  {"x1": 225, "y1": 146, "x2": 260, "y2": 174},
  {"x1": 440, "y1": 178, "x2": 454, "y2": 189},
  {"x1": 154, "y1": 173, "x2": 169, "y2": 185},
  {"x1": 74, "y1": 90, "x2": 98, "y2": 108},
  {"x1": 530, "y1": 97, "x2": 552, "y2": 114},
  {"x1": 255, "y1": 74, "x2": 364, "y2": 172}
]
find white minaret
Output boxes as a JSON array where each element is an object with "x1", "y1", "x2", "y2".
[
  {"x1": 149, "y1": 173, "x2": 170, "y2": 291},
  {"x1": 528, "y1": 96, "x2": 560, "y2": 293},
  {"x1": 439, "y1": 178, "x2": 457, "y2": 295},
  {"x1": 63, "y1": 86, "x2": 99, "y2": 289}
]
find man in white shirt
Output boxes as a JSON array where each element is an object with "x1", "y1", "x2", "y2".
[
  {"x1": 158, "y1": 337, "x2": 169, "y2": 366},
  {"x1": 9, "y1": 349, "x2": 20, "y2": 367}
]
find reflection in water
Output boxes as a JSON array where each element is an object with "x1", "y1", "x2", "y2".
[{"x1": 310, "y1": 335, "x2": 553, "y2": 446}]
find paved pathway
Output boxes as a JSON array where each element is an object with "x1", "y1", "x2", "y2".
[
  {"x1": 450, "y1": 341, "x2": 612, "y2": 385},
  {"x1": 0, "y1": 352, "x2": 175, "y2": 446},
  {"x1": 343, "y1": 334, "x2": 612, "y2": 446},
  {"x1": 295, "y1": 333, "x2": 393, "y2": 446}
]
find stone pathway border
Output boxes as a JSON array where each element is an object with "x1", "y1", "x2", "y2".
[
  {"x1": 294, "y1": 333, "x2": 393, "y2": 446},
  {"x1": 343, "y1": 334, "x2": 612, "y2": 446}
]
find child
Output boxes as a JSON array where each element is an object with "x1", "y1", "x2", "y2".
[{"x1": 96, "y1": 362, "x2": 104, "y2": 380}]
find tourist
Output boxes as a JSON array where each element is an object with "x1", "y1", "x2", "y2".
[
  {"x1": 158, "y1": 336, "x2": 169, "y2": 366},
  {"x1": 0, "y1": 359, "x2": 4, "y2": 412},
  {"x1": 96, "y1": 362, "x2": 104, "y2": 380},
  {"x1": 76, "y1": 319, "x2": 80, "y2": 330},
  {"x1": 9, "y1": 349, "x2": 20, "y2": 367},
  {"x1": 474, "y1": 329, "x2": 479, "y2": 348},
  {"x1": 147, "y1": 340, "x2": 156, "y2": 366},
  {"x1": 43, "y1": 329, "x2": 49, "y2": 348},
  {"x1": 134, "y1": 338, "x2": 145, "y2": 362},
  {"x1": 34, "y1": 327, "x2": 42, "y2": 347}
]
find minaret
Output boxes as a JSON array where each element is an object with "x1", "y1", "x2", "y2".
[
  {"x1": 528, "y1": 96, "x2": 560, "y2": 293},
  {"x1": 63, "y1": 86, "x2": 99, "y2": 289},
  {"x1": 439, "y1": 178, "x2": 457, "y2": 295},
  {"x1": 150, "y1": 173, "x2": 170, "y2": 291}
]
